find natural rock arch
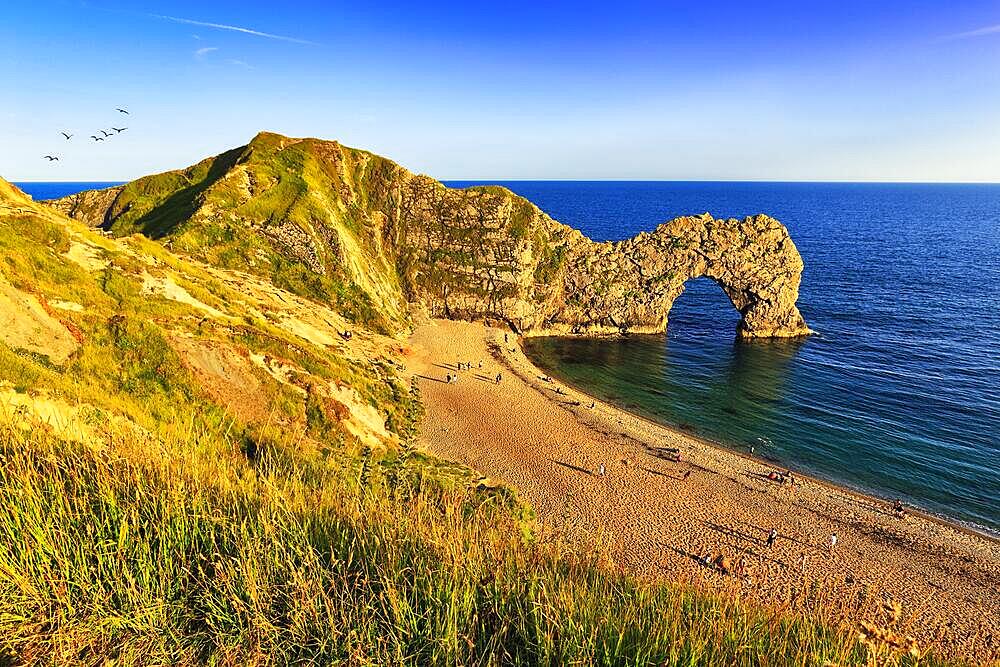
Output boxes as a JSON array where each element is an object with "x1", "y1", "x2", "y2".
[{"x1": 543, "y1": 213, "x2": 811, "y2": 339}]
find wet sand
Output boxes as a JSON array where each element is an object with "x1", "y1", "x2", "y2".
[{"x1": 406, "y1": 318, "x2": 999, "y2": 663}]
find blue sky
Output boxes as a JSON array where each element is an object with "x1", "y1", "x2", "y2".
[{"x1": 2, "y1": 0, "x2": 999, "y2": 181}]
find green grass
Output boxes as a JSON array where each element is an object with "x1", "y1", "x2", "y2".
[{"x1": 0, "y1": 399, "x2": 957, "y2": 666}]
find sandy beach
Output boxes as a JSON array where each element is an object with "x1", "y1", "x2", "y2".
[{"x1": 406, "y1": 318, "x2": 999, "y2": 663}]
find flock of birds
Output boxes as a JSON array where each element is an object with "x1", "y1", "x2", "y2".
[{"x1": 42, "y1": 108, "x2": 129, "y2": 162}]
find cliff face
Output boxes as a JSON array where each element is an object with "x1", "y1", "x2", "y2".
[{"x1": 48, "y1": 132, "x2": 810, "y2": 339}]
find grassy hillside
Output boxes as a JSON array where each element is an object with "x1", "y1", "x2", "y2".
[
  {"x1": 48, "y1": 132, "x2": 578, "y2": 335},
  {"x1": 1, "y1": 179, "x2": 949, "y2": 665}
]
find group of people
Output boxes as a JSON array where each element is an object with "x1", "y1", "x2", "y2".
[
  {"x1": 707, "y1": 529, "x2": 839, "y2": 580},
  {"x1": 766, "y1": 468, "x2": 795, "y2": 489},
  {"x1": 444, "y1": 361, "x2": 502, "y2": 385}
]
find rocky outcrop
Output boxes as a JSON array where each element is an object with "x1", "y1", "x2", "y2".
[
  {"x1": 46, "y1": 186, "x2": 124, "y2": 227},
  {"x1": 47, "y1": 133, "x2": 810, "y2": 339},
  {"x1": 553, "y1": 213, "x2": 810, "y2": 339}
]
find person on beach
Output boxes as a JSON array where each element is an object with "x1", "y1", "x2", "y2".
[
  {"x1": 446, "y1": 373, "x2": 452, "y2": 383},
  {"x1": 589, "y1": 401, "x2": 595, "y2": 409},
  {"x1": 495, "y1": 372, "x2": 502, "y2": 384},
  {"x1": 504, "y1": 333, "x2": 509, "y2": 343},
  {"x1": 767, "y1": 528, "x2": 778, "y2": 548},
  {"x1": 828, "y1": 533, "x2": 838, "y2": 554},
  {"x1": 893, "y1": 499, "x2": 905, "y2": 518},
  {"x1": 597, "y1": 463, "x2": 606, "y2": 477},
  {"x1": 715, "y1": 553, "x2": 732, "y2": 574}
]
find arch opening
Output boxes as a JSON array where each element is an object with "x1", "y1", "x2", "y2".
[{"x1": 666, "y1": 277, "x2": 742, "y2": 338}]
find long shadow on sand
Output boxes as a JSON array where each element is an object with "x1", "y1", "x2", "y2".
[
  {"x1": 551, "y1": 459, "x2": 594, "y2": 476},
  {"x1": 643, "y1": 467, "x2": 686, "y2": 481},
  {"x1": 743, "y1": 521, "x2": 823, "y2": 552},
  {"x1": 664, "y1": 545, "x2": 725, "y2": 573},
  {"x1": 705, "y1": 520, "x2": 764, "y2": 546}
]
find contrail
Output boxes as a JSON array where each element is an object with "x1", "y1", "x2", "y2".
[
  {"x1": 938, "y1": 23, "x2": 1000, "y2": 41},
  {"x1": 149, "y1": 13, "x2": 317, "y2": 45}
]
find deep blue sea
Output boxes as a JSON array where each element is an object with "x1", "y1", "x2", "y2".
[
  {"x1": 17, "y1": 181, "x2": 1000, "y2": 535},
  {"x1": 15, "y1": 182, "x2": 124, "y2": 200}
]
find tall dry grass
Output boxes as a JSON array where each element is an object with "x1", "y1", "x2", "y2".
[{"x1": 0, "y1": 411, "x2": 953, "y2": 666}]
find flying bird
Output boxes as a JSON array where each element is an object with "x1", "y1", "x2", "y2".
[
  {"x1": 112, "y1": 127, "x2": 127, "y2": 133},
  {"x1": 91, "y1": 135, "x2": 104, "y2": 141},
  {"x1": 43, "y1": 155, "x2": 59, "y2": 161},
  {"x1": 61, "y1": 132, "x2": 73, "y2": 140},
  {"x1": 100, "y1": 130, "x2": 112, "y2": 137},
  {"x1": 116, "y1": 108, "x2": 129, "y2": 114}
]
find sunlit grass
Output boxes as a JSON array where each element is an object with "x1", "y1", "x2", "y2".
[{"x1": 0, "y1": 408, "x2": 958, "y2": 666}]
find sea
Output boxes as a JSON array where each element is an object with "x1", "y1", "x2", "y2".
[{"x1": 17, "y1": 180, "x2": 1000, "y2": 536}]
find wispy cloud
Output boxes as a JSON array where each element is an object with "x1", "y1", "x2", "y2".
[
  {"x1": 938, "y1": 23, "x2": 1000, "y2": 41},
  {"x1": 149, "y1": 13, "x2": 316, "y2": 45},
  {"x1": 225, "y1": 59, "x2": 252, "y2": 69},
  {"x1": 194, "y1": 46, "x2": 219, "y2": 59}
]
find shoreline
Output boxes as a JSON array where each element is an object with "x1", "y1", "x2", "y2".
[
  {"x1": 523, "y1": 339, "x2": 1000, "y2": 544},
  {"x1": 406, "y1": 318, "x2": 999, "y2": 663}
]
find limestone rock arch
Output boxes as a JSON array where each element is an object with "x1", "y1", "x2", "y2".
[{"x1": 548, "y1": 214, "x2": 811, "y2": 339}]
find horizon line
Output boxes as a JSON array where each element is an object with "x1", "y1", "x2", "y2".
[{"x1": 11, "y1": 178, "x2": 1000, "y2": 186}]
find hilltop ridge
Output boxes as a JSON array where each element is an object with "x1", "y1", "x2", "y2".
[{"x1": 49, "y1": 132, "x2": 811, "y2": 339}]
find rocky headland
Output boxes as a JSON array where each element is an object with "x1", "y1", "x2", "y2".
[{"x1": 49, "y1": 132, "x2": 810, "y2": 339}]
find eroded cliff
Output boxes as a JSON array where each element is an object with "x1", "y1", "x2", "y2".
[{"x1": 48, "y1": 132, "x2": 810, "y2": 338}]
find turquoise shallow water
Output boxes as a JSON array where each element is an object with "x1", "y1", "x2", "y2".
[
  {"x1": 17, "y1": 181, "x2": 1000, "y2": 535},
  {"x1": 448, "y1": 181, "x2": 1000, "y2": 536}
]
